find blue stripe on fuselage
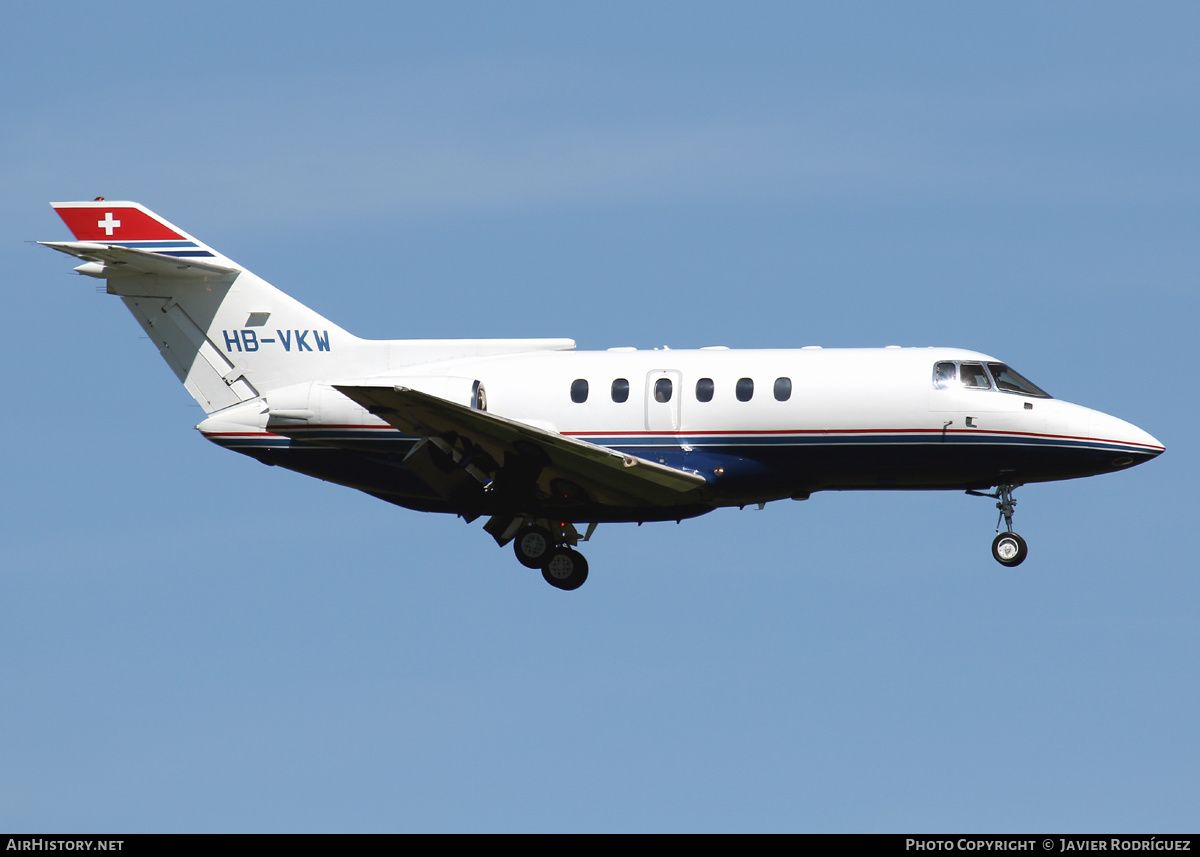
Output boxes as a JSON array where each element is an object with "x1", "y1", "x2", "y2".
[{"x1": 201, "y1": 427, "x2": 1156, "y2": 457}]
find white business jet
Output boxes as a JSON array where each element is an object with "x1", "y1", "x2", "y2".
[{"x1": 43, "y1": 201, "x2": 1164, "y2": 590}]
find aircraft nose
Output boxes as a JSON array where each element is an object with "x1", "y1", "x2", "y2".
[{"x1": 1088, "y1": 410, "x2": 1165, "y2": 468}]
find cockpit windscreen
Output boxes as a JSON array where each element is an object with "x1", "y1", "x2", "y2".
[
  {"x1": 986, "y1": 363, "x2": 1051, "y2": 398},
  {"x1": 933, "y1": 361, "x2": 1051, "y2": 398}
]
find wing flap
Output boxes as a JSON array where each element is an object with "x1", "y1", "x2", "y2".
[{"x1": 334, "y1": 384, "x2": 706, "y2": 506}]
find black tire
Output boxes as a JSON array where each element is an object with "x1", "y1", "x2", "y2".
[
  {"x1": 513, "y1": 525, "x2": 553, "y2": 569},
  {"x1": 541, "y1": 548, "x2": 589, "y2": 590},
  {"x1": 991, "y1": 532, "x2": 1028, "y2": 567}
]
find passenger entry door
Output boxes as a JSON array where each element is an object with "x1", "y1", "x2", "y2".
[{"x1": 645, "y1": 370, "x2": 682, "y2": 432}]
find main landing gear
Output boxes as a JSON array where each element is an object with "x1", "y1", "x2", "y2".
[
  {"x1": 539, "y1": 546, "x2": 589, "y2": 591},
  {"x1": 969, "y1": 483, "x2": 1029, "y2": 567},
  {"x1": 506, "y1": 520, "x2": 591, "y2": 590}
]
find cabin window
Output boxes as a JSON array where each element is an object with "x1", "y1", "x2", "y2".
[
  {"x1": 774, "y1": 377, "x2": 792, "y2": 401},
  {"x1": 611, "y1": 378, "x2": 630, "y2": 403},
  {"x1": 654, "y1": 378, "x2": 673, "y2": 403},
  {"x1": 696, "y1": 377, "x2": 714, "y2": 402},
  {"x1": 960, "y1": 363, "x2": 991, "y2": 389},
  {"x1": 736, "y1": 377, "x2": 754, "y2": 402},
  {"x1": 570, "y1": 379, "x2": 589, "y2": 403},
  {"x1": 934, "y1": 362, "x2": 957, "y2": 389},
  {"x1": 987, "y1": 363, "x2": 1051, "y2": 398}
]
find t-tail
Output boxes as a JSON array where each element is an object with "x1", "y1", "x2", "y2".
[
  {"x1": 43, "y1": 200, "x2": 362, "y2": 413},
  {"x1": 43, "y1": 201, "x2": 576, "y2": 414}
]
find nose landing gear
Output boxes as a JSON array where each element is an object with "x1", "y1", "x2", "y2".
[
  {"x1": 991, "y1": 531, "x2": 1028, "y2": 566},
  {"x1": 969, "y1": 483, "x2": 1028, "y2": 567}
]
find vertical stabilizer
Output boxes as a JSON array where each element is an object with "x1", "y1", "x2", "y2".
[{"x1": 43, "y1": 201, "x2": 368, "y2": 413}]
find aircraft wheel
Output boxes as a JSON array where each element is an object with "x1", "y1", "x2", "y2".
[
  {"x1": 541, "y1": 548, "x2": 589, "y2": 590},
  {"x1": 991, "y1": 532, "x2": 1028, "y2": 567},
  {"x1": 513, "y1": 525, "x2": 553, "y2": 569}
]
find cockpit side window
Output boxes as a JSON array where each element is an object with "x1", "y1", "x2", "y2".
[
  {"x1": 987, "y1": 363, "x2": 1051, "y2": 398},
  {"x1": 960, "y1": 363, "x2": 991, "y2": 389},
  {"x1": 934, "y1": 362, "x2": 957, "y2": 389}
]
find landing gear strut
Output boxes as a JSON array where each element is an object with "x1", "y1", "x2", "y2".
[{"x1": 969, "y1": 483, "x2": 1029, "y2": 567}]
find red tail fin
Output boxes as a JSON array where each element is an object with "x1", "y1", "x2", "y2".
[{"x1": 52, "y1": 201, "x2": 189, "y2": 242}]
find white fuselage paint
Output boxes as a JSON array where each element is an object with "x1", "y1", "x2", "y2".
[
  {"x1": 198, "y1": 344, "x2": 1162, "y2": 512},
  {"x1": 44, "y1": 201, "x2": 1163, "y2": 558}
]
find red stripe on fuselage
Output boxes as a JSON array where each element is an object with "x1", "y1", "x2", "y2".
[
  {"x1": 199, "y1": 426, "x2": 1162, "y2": 453},
  {"x1": 566, "y1": 427, "x2": 1163, "y2": 451}
]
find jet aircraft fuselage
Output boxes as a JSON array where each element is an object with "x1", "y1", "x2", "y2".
[{"x1": 43, "y1": 201, "x2": 1163, "y2": 589}]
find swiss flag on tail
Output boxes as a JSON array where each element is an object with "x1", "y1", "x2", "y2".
[{"x1": 52, "y1": 201, "x2": 187, "y2": 241}]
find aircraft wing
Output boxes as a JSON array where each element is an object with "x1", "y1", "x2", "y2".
[
  {"x1": 39, "y1": 241, "x2": 240, "y2": 278},
  {"x1": 334, "y1": 384, "x2": 707, "y2": 507}
]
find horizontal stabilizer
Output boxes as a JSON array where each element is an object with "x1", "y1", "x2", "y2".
[
  {"x1": 335, "y1": 384, "x2": 707, "y2": 506},
  {"x1": 39, "y1": 241, "x2": 240, "y2": 278},
  {"x1": 47, "y1": 200, "x2": 243, "y2": 276}
]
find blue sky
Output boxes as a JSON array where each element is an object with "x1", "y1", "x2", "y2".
[{"x1": 2, "y1": 1, "x2": 1197, "y2": 832}]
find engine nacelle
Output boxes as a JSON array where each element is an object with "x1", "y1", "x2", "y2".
[
  {"x1": 264, "y1": 376, "x2": 485, "y2": 429},
  {"x1": 197, "y1": 377, "x2": 488, "y2": 445},
  {"x1": 383, "y1": 376, "x2": 487, "y2": 412}
]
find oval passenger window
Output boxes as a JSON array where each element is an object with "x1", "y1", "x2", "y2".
[{"x1": 611, "y1": 378, "x2": 630, "y2": 403}]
